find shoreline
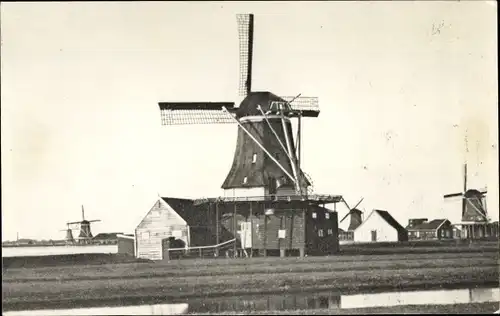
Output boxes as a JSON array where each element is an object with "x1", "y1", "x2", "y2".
[{"x1": 3, "y1": 281, "x2": 499, "y2": 312}]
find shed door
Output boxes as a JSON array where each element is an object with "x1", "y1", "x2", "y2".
[
  {"x1": 239, "y1": 222, "x2": 252, "y2": 248},
  {"x1": 371, "y1": 230, "x2": 377, "y2": 242}
]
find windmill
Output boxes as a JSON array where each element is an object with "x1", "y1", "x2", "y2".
[
  {"x1": 158, "y1": 14, "x2": 320, "y2": 197},
  {"x1": 339, "y1": 197, "x2": 364, "y2": 231},
  {"x1": 65, "y1": 205, "x2": 101, "y2": 244},
  {"x1": 443, "y1": 163, "x2": 488, "y2": 223},
  {"x1": 60, "y1": 223, "x2": 75, "y2": 244},
  {"x1": 444, "y1": 163, "x2": 490, "y2": 239}
]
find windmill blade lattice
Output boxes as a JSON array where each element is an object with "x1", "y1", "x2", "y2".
[
  {"x1": 237, "y1": 14, "x2": 254, "y2": 97},
  {"x1": 159, "y1": 102, "x2": 237, "y2": 125}
]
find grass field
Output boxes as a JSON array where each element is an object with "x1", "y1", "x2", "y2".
[
  {"x1": 3, "y1": 248, "x2": 499, "y2": 311},
  {"x1": 2, "y1": 240, "x2": 499, "y2": 313}
]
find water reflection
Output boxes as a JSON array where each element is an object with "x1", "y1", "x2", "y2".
[
  {"x1": 4, "y1": 287, "x2": 499, "y2": 315},
  {"x1": 3, "y1": 303, "x2": 188, "y2": 316},
  {"x1": 341, "y1": 288, "x2": 499, "y2": 309},
  {"x1": 186, "y1": 287, "x2": 499, "y2": 313}
]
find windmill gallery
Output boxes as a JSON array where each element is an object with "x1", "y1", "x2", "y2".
[{"x1": 116, "y1": 13, "x2": 498, "y2": 261}]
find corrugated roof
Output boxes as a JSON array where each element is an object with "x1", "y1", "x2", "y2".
[{"x1": 408, "y1": 219, "x2": 448, "y2": 231}]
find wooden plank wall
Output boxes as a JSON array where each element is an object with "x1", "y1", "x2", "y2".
[{"x1": 135, "y1": 201, "x2": 189, "y2": 260}]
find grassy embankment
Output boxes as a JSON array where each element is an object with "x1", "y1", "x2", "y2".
[{"x1": 2, "y1": 240, "x2": 498, "y2": 312}]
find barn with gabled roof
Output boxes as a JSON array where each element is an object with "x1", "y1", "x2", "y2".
[{"x1": 353, "y1": 209, "x2": 408, "y2": 243}]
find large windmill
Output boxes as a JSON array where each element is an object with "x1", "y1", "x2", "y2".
[
  {"x1": 158, "y1": 14, "x2": 320, "y2": 197},
  {"x1": 64, "y1": 205, "x2": 101, "y2": 244},
  {"x1": 444, "y1": 163, "x2": 489, "y2": 239}
]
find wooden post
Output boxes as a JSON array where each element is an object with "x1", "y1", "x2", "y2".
[
  {"x1": 215, "y1": 202, "x2": 220, "y2": 257},
  {"x1": 234, "y1": 203, "x2": 237, "y2": 257},
  {"x1": 264, "y1": 213, "x2": 268, "y2": 257},
  {"x1": 279, "y1": 215, "x2": 285, "y2": 258},
  {"x1": 249, "y1": 202, "x2": 253, "y2": 258},
  {"x1": 289, "y1": 212, "x2": 294, "y2": 251},
  {"x1": 300, "y1": 208, "x2": 306, "y2": 257}
]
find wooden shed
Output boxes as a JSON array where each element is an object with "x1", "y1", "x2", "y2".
[
  {"x1": 135, "y1": 197, "x2": 235, "y2": 260},
  {"x1": 117, "y1": 234, "x2": 135, "y2": 256},
  {"x1": 353, "y1": 209, "x2": 408, "y2": 243},
  {"x1": 135, "y1": 198, "x2": 192, "y2": 260}
]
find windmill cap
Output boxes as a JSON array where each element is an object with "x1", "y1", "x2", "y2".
[
  {"x1": 464, "y1": 189, "x2": 485, "y2": 198},
  {"x1": 236, "y1": 91, "x2": 288, "y2": 118}
]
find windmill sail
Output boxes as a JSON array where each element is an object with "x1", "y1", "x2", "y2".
[
  {"x1": 237, "y1": 14, "x2": 254, "y2": 97},
  {"x1": 159, "y1": 102, "x2": 237, "y2": 125}
]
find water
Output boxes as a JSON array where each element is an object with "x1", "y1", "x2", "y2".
[
  {"x1": 3, "y1": 303, "x2": 188, "y2": 315},
  {"x1": 1, "y1": 245, "x2": 118, "y2": 257},
  {"x1": 3, "y1": 287, "x2": 499, "y2": 315}
]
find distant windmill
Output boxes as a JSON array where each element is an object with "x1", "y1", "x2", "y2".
[
  {"x1": 65, "y1": 206, "x2": 101, "y2": 244},
  {"x1": 340, "y1": 197, "x2": 365, "y2": 231},
  {"x1": 443, "y1": 163, "x2": 489, "y2": 223},
  {"x1": 60, "y1": 223, "x2": 75, "y2": 245}
]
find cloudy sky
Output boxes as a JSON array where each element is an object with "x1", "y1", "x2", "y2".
[{"x1": 1, "y1": 1, "x2": 497, "y2": 240}]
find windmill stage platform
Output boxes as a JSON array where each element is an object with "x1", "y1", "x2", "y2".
[
  {"x1": 136, "y1": 193, "x2": 345, "y2": 260},
  {"x1": 193, "y1": 194, "x2": 343, "y2": 205}
]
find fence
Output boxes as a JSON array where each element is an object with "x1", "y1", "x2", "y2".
[{"x1": 166, "y1": 238, "x2": 237, "y2": 259}]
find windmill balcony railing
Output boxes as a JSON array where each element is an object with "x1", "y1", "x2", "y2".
[{"x1": 193, "y1": 194, "x2": 343, "y2": 206}]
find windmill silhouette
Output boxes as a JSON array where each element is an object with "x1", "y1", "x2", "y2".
[
  {"x1": 444, "y1": 163, "x2": 488, "y2": 222},
  {"x1": 64, "y1": 205, "x2": 101, "y2": 244},
  {"x1": 444, "y1": 163, "x2": 489, "y2": 239},
  {"x1": 158, "y1": 14, "x2": 320, "y2": 196},
  {"x1": 60, "y1": 223, "x2": 75, "y2": 245},
  {"x1": 340, "y1": 197, "x2": 364, "y2": 232}
]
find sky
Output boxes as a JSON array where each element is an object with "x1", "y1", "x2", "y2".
[{"x1": 1, "y1": 1, "x2": 498, "y2": 241}]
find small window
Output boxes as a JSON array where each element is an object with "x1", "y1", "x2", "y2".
[
  {"x1": 312, "y1": 212, "x2": 317, "y2": 219},
  {"x1": 243, "y1": 177, "x2": 248, "y2": 184},
  {"x1": 141, "y1": 232, "x2": 150, "y2": 240},
  {"x1": 325, "y1": 212, "x2": 330, "y2": 219},
  {"x1": 318, "y1": 229, "x2": 324, "y2": 237},
  {"x1": 252, "y1": 153, "x2": 257, "y2": 163},
  {"x1": 328, "y1": 229, "x2": 333, "y2": 235}
]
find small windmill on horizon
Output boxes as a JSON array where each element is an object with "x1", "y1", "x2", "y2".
[{"x1": 62, "y1": 205, "x2": 101, "y2": 244}]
